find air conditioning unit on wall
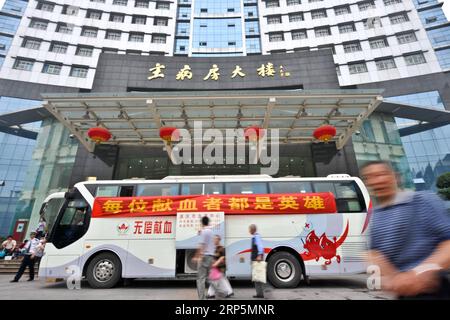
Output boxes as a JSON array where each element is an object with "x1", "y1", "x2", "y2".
[{"x1": 184, "y1": 250, "x2": 199, "y2": 274}]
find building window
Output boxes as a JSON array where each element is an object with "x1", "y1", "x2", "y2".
[
  {"x1": 289, "y1": 12, "x2": 304, "y2": 22},
  {"x1": 36, "y1": 1, "x2": 55, "y2": 12},
  {"x1": 126, "y1": 50, "x2": 142, "y2": 55},
  {"x1": 348, "y1": 61, "x2": 368, "y2": 74},
  {"x1": 151, "y1": 34, "x2": 166, "y2": 43},
  {"x1": 369, "y1": 37, "x2": 389, "y2": 49},
  {"x1": 383, "y1": 0, "x2": 402, "y2": 5},
  {"x1": 49, "y1": 42, "x2": 68, "y2": 54},
  {"x1": 358, "y1": 1, "x2": 376, "y2": 11},
  {"x1": 266, "y1": 0, "x2": 279, "y2": 8},
  {"x1": 343, "y1": 41, "x2": 362, "y2": 53},
  {"x1": 62, "y1": 5, "x2": 79, "y2": 16},
  {"x1": 334, "y1": 5, "x2": 351, "y2": 16},
  {"x1": 228, "y1": 41, "x2": 236, "y2": 46},
  {"x1": 338, "y1": 23, "x2": 355, "y2": 34},
  {"x1": 156, "y1": 1, "x2": 170, "y2": 9},
  {"x1": 70, "y1": 66, "x2": 89, "y2": 78},
  {"x1": 314, "y1": 27, "x2": 331, "y2": 37},
  {"x1": 269, "y1": 32, "x2": 284, "y2": 42},
  {"x1": 113, "y1": 0, "x2": 128, "y2": 5},
  {"x1": 81, "y1": 27, "x2": 98, "y2": 37},
  {"x1": 396, "y1": 31, "x2": 417, "y2": 44},
  {"x1": 287, "y1": 0, "x2": 301, "y2": 5},
  {"x1": 318, "y1": 44, "x2": 335, "y2": 54},
  {"x1": 102, "y1": 47, "x2": 118, "y2": 53},
  {"x1": 135, "y1": 0, "x2": 149, "y2": 8},
  {"x1": 13, "y1": 58, "x2": 34, "y2": 71},
  {"x1": 154, "y1": 17, "x2": 168, "y2": 26},
  {"x1": 375, "y1": 57, "x2": 396, "y2": 70},
  {"x1": 404, "y1": 52, "x2": 426, "y2": 65},
  {"x1": 22, "y1": 38, "x2": 42, "y2": 50},
  {"x1": 267, "y1": 15, "x2": 282, "y2": 24},
  {"x1": 129, "y1": 32, "x2": 145, "y2": 42},
  {"x1": 390, "y1": 13, "x2": 409, "y2": 24},
  {"x1": 86, "y1": 10, "x2": 102, "y2": 20},
  {"x1": 199, "y1": 42, "x2": 207, "y2": 46},
  {"x1": 29, "y1": 19, "x2": 48, "y2": 30},
  {"x1": 363, "y1": 17, "x2": 383, "y2": 29},
  {"x1": 109, "y1": 13, "x2": 125, "y2": 23},
  {"x1": 132, "y1": 15, "x2": 147, "y2": 24},
  {"x1": 311, "y1": 9, "x2": 327, "y2": 19},
  {"x1": 291, "y1": 29, "x2": 307, "y2": 40},
  {"x1": 56, "y1": 23, "x2": 73, "y2": 34},
  {"x1": 75, "y1": 46, "x2": 94, "y2": 57},
  {"x1": 105, "y1": 30, "x2": 121, "y2": 40},
  {"x1": 42, "y1": 62, "x2": 62, "y2": 75}
]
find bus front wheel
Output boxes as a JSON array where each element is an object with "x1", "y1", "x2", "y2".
[
  {"x1": 267, "y1": 251, "x2": 302, "y2": 288},
  {"x1": 86, "y1": 252, "x2": 122, "y2": 289}
]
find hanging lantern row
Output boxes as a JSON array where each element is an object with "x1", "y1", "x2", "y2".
[
  {"x1": 313, "y1": 124, "x2": 336, "y2": 142},
  {"x1": 244, "y1": 126, "x2": 265, "y2": 142},
  {"x1": 159, "y1": 127, "x2": 180, "y2": 144},
  {"x1": 87, "y1": 127, "x2": 112, "y2": 143}
]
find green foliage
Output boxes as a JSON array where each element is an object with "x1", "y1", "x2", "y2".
[{"x1": 436, "y1": 172, "x2": 450, "y2": 200}]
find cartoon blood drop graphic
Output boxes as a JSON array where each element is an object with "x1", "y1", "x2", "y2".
[{"x1": 303, "y1": 230, "x2": 322, "y2": 261}]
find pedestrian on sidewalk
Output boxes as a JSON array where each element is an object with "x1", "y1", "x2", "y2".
[
  {"x1": 249, "y1": 224, "x2": 265, "y2": 298},
  {"x1": 361, "y1": 160, "x2": 450, "y2": 299},
  {"x1": 10, "y1": 232, "x2": 40, "y2": 282},
  {"x1": 207, "y1": 235, "x2": 233, "y2": 299},
  {"x1": 193, "y1": 216, "x2": 216, "y2": 300}
]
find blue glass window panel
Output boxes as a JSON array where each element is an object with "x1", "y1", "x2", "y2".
[
  {"x1": 244, "y1": 6, "x2": 258, "y2": 18},
  {"x1": 176, "y1": 22, "x2": 190, "y2": 36},
  {"x1": 246, "y1": 37, "x2": 261, "y2": 53},
  {"x1": 245, "y1": 21, "x2": 259, "y2": 35},
  {"x1": 0, "y1": 14, "x2": 20, "y2": 34},
  {"x1": 194, "y1": 0, "x2": 241, "y2": 15},
  {"x1": 435, "y1": 48, "x2": 450, "y2": 69},
  {"x1": 192, "y1": 18, "x2": 243, "y2": 49},
  {"x1": 177, "y1": 7, "x2": 191, "y2": 19},
  {"x1": 174, "y1": 38, "x2": 189, "y2": 54},
  {"x1": 427, "y1": 26, "x2": 450, "y2": 47},
  {"x1": 0, "y1": 56, "x2": 4, "y2": 68},
  {"x1": 0, "y1": 35, "x2": 13, "y2": 55},
  {"x1": 419, "y1": 7, "x2": 447, "y2": 27},
  {"x1": 1, "y1": 0, "x2": 28, "y2": 16}
]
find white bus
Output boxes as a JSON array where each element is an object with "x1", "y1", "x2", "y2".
[{"x1": 38, "y1": 174, "x2": 372, "y2": 289}]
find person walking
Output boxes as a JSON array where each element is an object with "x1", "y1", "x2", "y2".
[
  {"x1": 207, "y1": 235, "x2": 234, "y2": 299},
  {"x1": 249, "y1": 224, "x2": 265, "y2": 298},
  {"x1": 10, "y1": 232, "x2": 40, "y2": 282},
  {"x1": 193, "y1": 216, "x2": 216, "y2": 300},
  {"x1": 361, "y1": 160, "x2": 450, "y2": 299}
]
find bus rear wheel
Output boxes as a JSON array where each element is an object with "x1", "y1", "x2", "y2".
[
  {"x1": 267, "y1": 251, "x2": 302, "y2": 288},
  {"x1": 86, "y1": 252, "x2": 122, "y2": 289}
]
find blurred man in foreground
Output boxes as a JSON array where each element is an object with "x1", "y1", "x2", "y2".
[{"x1": 361, "y1": 160, "x2": 450, "y2": 299}]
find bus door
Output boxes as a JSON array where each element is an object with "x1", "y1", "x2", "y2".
[
  {"x1": 175, "y1": 212, "x2": 225, "y2": 275},
  {"x1": 45, "y1": 192, "x2": 90, "y2": 278}
]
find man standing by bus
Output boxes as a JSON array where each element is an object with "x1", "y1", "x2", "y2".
[
  {"x1": 249, "y1": 224, "x2": 265, "y2": 298},
  {"x1": 194, "y1": 216, "x2": 215, "y2": 300},
  {"x1": 361, "y1": 160, "x2": 450, "y2": 299},
  {"x1": 10, "y1": 232, "x2": 40, "y2": 282}
]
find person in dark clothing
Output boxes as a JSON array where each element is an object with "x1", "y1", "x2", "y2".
[
  {"x1": 207, "y1": 235, "x2": 233, "y2": 298},
  {"x1": 10, "y1": 232, "x2": 40, "y2": 282},
  {"x1": 249, "y1": 224, "x2": 265, "y2": 298}
]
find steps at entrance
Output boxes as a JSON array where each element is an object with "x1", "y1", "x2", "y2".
[{"x1": 0, "y1": 258, "x2": 39, "y2": 274}]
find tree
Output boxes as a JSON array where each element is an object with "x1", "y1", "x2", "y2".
[{"x1": 436, "y1": 172, "x2": 450, "y2": 200}]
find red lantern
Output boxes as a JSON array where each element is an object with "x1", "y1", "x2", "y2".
[
  {"x1": 244, "y1": 126, "x2": 264, "y2": 142},
  {"x1": 87, "y1": 127, "x2": 112, "y2": 143},
  {"x1": 313, "y1": 125, "x2": 336, "y2": 142},
  {"x1": 159, "y1": 127, "x2": 179, "y2": 143}
]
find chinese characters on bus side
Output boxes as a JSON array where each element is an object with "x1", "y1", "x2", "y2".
[
  {"x1": 133, "y1": 220, "x2": 172, "y2": 235},
  {"x1": 148, "y1": 63, "x2": 291, "y2": 81},
  {"x1": 93, "y1": 193, "x2": 334, "y2": 218}
]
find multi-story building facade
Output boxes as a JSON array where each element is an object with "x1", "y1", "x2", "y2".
[{"x1": 0, "y1": 0, "x2": 449, "y2": 237}]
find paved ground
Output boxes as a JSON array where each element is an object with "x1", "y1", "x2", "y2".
[{"x1": 0, "y1": 274, "x2": 393, "y2": 300}]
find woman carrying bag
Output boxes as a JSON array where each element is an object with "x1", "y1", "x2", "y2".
[{"x1": 208, "y1": 235, "x2": 233, "y2": 299}]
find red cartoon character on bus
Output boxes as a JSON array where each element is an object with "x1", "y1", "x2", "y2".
[{"x1": 300, "y1": 220, "x2": 349, "y2": 265}]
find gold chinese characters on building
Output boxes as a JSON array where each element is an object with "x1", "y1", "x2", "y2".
[{"x1": 147, "y1": 63, "x2": 291, "y2": 81}]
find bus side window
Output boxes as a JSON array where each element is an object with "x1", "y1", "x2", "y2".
[
  {"x1": 204, "y1": 183, "x2": 223, "y2": 195},
  {"x1": 96, "y1": 186, "x2": 120, "y2": 197},
  {"x1": 137, "y1": 183, "x2": 180, "y2": 196},
  {"x1": 181, "y1": 183, "x2": 203, "y2": 195},
  {"x1": 225, "y1": 182, "x2": 268, "y2": 195},
  {"x1": 312, "y1": 181, "x2": 364, "y2": 213},
  {"x1": 269, "y1": 181, "x2": 312, "y2": 194},
  {"x1": 119, "y1": 185, "x2": 134, "y2": 197}
]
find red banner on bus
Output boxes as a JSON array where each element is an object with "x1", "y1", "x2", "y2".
[{"x1": 92, "y1": 192, "x2": 337, "y2": 218}]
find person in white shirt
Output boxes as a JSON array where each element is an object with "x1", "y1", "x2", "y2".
[
  {"x1": 2, "y1": 235, "x2": 16, "y2": 256},
  {"x1": 35, "y1": 216, "x2": 47, "y2": 239},
  {"x1": 11, "y1": 232, "x2": 40, "y2": 282}
]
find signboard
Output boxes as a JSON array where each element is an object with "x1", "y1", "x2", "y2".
[
  {"x1": 175, "y1": 211, "x2": 224, "y2": 249},
  {"x1": 92, "y1": 192, "x2": 337, "y2": 218}
]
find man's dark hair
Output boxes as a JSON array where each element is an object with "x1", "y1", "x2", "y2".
[
  {"x1": 7, "y1": 235, "x2": 13, "y2": 239},
  {"x1": 201, "y1": 216, "x2": 209, "y2": 226},
  {"x1": 359, "y1": 160, "x2": 394, "y2": 173}
]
